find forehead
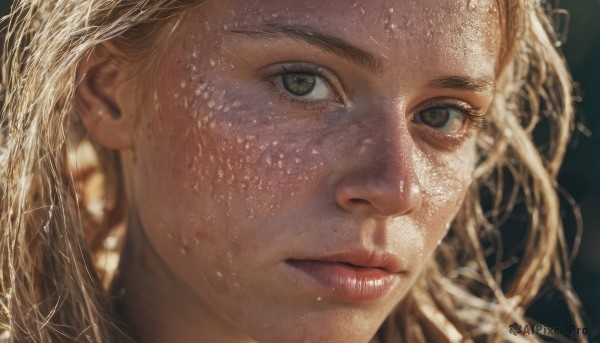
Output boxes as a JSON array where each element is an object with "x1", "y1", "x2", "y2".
[{"x1": 195, "y1": 0, "x2": 502, "y2": 75}]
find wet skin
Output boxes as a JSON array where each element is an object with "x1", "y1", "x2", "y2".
[{"x1": 111, "y1": 0, "x2": 501, "y2": 342}]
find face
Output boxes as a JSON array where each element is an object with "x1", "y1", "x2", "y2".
[{"x1": 127, "y1": 0, "x2": 500, "y2": 341}]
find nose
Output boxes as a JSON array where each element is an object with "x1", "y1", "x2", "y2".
[{"x1": 333, "y1": 125, "x2": 423, "y2": 217}]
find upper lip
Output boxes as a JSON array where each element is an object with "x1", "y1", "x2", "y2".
[{"x1": 288, "y1": 250, "x2": 406, "y2": 274}]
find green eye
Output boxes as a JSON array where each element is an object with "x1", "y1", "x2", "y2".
[
  {"x1": 416, "y1": 107, "x2": 465, "y2": 134},
  {"x1": 282, "y1": 73, "x2": 317, "y2": 96}
]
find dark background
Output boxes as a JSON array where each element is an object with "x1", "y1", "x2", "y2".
[{"x1": 1, "y1": 1, "x2": 598, "y2": 341}]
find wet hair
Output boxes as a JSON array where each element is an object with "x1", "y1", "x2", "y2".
[{"x1": 0, "y1": 0, "x2": 585, "y2": 342}]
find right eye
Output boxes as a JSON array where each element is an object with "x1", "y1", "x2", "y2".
[{"x1": 277, "y1": 72, "x2": 335, "y2": 100}]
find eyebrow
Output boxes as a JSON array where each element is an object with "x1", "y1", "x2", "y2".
[
  {"x1": 427, "y1": 75, "x2": 495, "y2": 93},
  {"x1": 230, "y1": 23, "x2": 384, "y2": 72}
]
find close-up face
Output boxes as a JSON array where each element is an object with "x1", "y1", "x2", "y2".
[{"x1": 126, "y1": 0, "x2": 501, "y2": 341}]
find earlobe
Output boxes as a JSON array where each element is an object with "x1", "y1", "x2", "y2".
[{"x1": 76, "y1": 44, "x2": 135, "y2": 150}]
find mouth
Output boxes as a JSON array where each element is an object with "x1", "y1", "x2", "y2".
[{"x1": 285, "y1": 251, "x2": 406, "y2": 303}]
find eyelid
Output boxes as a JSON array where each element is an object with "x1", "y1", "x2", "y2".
[
  {"x1": 410, "y1": 98, "x2": 489, "y2": 150},
  {"x1": 411, "y1": 98, "x2": 488, "y2": 131},
  {"x1": 257, "y1": 62, "x2": 350, "y2": 107}
]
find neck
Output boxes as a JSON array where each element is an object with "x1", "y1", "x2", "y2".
[{"x1": 111, "y1": 209, "x2": 256, "y2": 343}]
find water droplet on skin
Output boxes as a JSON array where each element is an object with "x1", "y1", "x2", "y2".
[
  {"x1": 218, "y1": 168, "x2": 225, "y2": 179},
  {"x1": 217, "y1": 271, "x2": 223, "y2": 278},
  {"x1": 317, "y1": 297, "x2": 323, "y2": 302},
  {"x1": 399, "y1": 180, "x2": 405, "y2": 193},
  {"x1": 180, "y1": 80, "x2": 187, "y2": 89},
  {"x1": 208, "y1": 100, "x2": 216, "y2": 108},
  {"x1": 311, "y1": 149, "x2": 319, "y2": 155},
  {"x1": 467, "y1": 0, "x2": 479, "y2": 11},
  {"x1": 180, "y1": 247, "x2": 188, "y2": 255},
  {"x1": 209, "y1": 58, "x2": 216, "y2": 67},
  {"x1": 260, "y1": 151, "x2": 273, "y2": 167}
]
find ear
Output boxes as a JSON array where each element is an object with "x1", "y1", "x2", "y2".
[{"x1": 76, "y1": 44, "x2": 136, "y2": 150}]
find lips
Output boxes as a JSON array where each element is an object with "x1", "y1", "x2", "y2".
[{"x1": 285, "y1": 251, "x2": 405, "y2": 303}]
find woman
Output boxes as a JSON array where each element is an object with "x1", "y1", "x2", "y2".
[{"x1": 0, "y1": 0, "x2": 586, "y2": 342}]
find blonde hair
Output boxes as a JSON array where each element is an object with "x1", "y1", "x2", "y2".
[{"x1": 0, "y1": 0, "x2": 585, "y2": 342}]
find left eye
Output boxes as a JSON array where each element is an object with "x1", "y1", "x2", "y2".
[
  {"x1": 277, "y1": 72, "x2": 334, "y2": 100},
  {"x1": 414, "y1": 107, "x2": 466, "y2": 134}
]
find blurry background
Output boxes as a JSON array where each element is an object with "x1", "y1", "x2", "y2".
[{"x1": 1, "y1": 0, "x2": 598, "y2": 341}]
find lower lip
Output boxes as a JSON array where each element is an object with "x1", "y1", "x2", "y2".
[{"x1": 286, "y1": 260, "x2": 397, "y2": 303}]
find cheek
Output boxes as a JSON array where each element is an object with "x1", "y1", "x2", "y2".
[{"x1": 412, "y1": 142, "x2": 475, "y2": 253}]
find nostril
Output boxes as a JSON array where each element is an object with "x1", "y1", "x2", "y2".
[{"x1": 349, "y1": 198, "x2": 369, "y2": 205}]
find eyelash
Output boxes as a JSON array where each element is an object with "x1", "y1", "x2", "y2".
[
  {"x1": 262, "y1": 63, "x2": 488, "y2": 149},
  {"x1": 413, "y1": 102, "x2": 488, "y2": 149},
  {"x1": 264, "y1": 63, "x2": 345, "y2": 111}
]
